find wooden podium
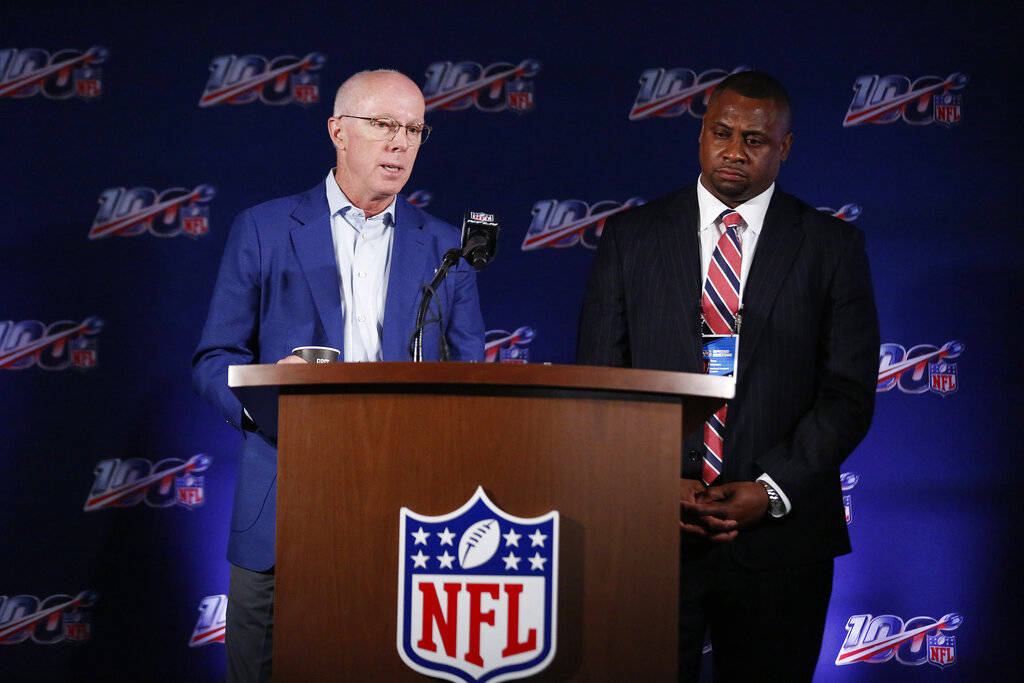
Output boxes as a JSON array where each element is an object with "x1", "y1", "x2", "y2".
[{"x1": 229, "y1": 362, "x2": 732, "y2": 681}]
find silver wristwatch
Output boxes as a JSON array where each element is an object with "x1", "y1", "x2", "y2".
[{"x1": 759, "y1": 480, "x2": 785, "y2": 518}]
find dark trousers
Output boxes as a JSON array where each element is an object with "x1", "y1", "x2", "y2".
[
  {"x1": 226, "y1": 564, "x2": 275, "y2": 683},
  {"x1": 679, "y1": 545, "x2": 834, "y2": 682}
]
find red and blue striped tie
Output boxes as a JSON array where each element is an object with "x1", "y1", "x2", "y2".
[{"x1": 701, "y1": 209, "x2": 744, "y2": 485}]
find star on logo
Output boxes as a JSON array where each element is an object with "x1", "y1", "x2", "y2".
[
  {"x1": 437, "y1": 527, "x2": 456, "y2": 546},
  {"x1": 529, "y1": 529, "x2": 547, "y2": 547},
  {"x1": 502, "y1": 552, "x2": 521, "y2": 570},
  {"x1": 411, "y1": 550, "x2": 429, "y2": 568},
  {"x1": 503, "y1": 528, "x2": 521, "y2": 547},
  {"x1": 528, "y1": 552, "x2": 547, "y2": 571},
  {"x1": 411, "y1": 526, "x2": 430, "y2": 545},
  {"x1": 437, "y1": 551, "x2": 455, "y2": 569}
]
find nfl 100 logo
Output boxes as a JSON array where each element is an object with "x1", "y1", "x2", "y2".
[
  {"x1": 423, "y1": 60, "x2": 540, "y2": 113},
  {"x1": 199, "y1": 53, "x2": 325, "y2": 107},
  {"x1": 0, "y1": 47, "x2": 107, "y2": 100},
  {"x1": 522, "y1": 197, "x2": 645, "y2": 251},
  {"x1": 89, "y1": 184, "x2": 215, "y2": 240},
  {"x1": 484, "y1": 327, "x2": 536, "y2": 364},
  {"x1": 0, "y1": 591, "x2": 98, "y2": 644},
  {"x1": 628, "y1": 66, "x2": 746, "y2": 121},
  {"x1": 397, "y1": 487, "x2": 558, "y2": 682},
  {"x1": 877, "y1": 340, "x2": 964, "y2": 396},
  {"x1": 843, "y1": 72, "x2": 967, "y2": 127},
  {"x1": 836, "y1": 612, "x2": 962, "y2": 669},
  {"x1": 0, "y1": 317, "x2": 102, "y2": 371}
]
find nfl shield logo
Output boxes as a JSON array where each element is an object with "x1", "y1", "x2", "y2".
[
  {"x1": 292, "y1": 71, "x2": 320, "y2": 105},
  {"x1": 843, "y1": 494, "x2": 852, "y2": 525},
  {"x1": 934, "y1": 92, "x2": 962, "y2": 126},
  {"x1": 176, "y1": 475, "x2": 205, "y2": 508},
  {"x1": 69, "y1": 336, "x2": 98, "y2": 369},
  {"x1": 397, "y1": 487, "x2": 558, "y2": 682},
  {"x1": 73, "y1": 67, "x2": 102, "y2": 98},
  {"x1": 63, "y1": 610, "x2": 90, "y2": 642},
  {"x1": 929, "y1": 361, "x2": 958, "y2": 395},
  {"x1": 927, "y1": 633, "x2": 956, "y2": 668},
  {"x1": 507, "y1": 78, "x2": 534, "y2": 112},
  {"x1": 499, "y1": 346, "x2": 528, "y2": 364},
  {"x1": 181, "y1": 203, "x2": 210, "y2": 236}
]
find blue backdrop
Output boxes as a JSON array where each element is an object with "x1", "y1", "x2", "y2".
[{"x1": 2, "y1": 1, "x2": 1020, "y2": 679}]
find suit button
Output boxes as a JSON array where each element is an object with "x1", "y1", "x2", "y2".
[{"x1": 687, "y1": 449, "x2": 698, "y2": 462}]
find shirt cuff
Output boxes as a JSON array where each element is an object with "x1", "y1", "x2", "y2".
[{"x1": 756, "y1": 472, "x2": 792, "y2": 516}]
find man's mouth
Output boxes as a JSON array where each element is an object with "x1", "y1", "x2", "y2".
[
  {"x1": 381, "y1": 163, "x2": 403, "y2": 172},
  {"x1": 716, "y1": 167, "x2": 747, "y2": 181}
]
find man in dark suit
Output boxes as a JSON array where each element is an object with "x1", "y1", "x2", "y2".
[
  {"x1": 192, "y1": 69, "x2": 484, "y2": 682},
  {"x1": 577, "y1": 71, "x2": 878, "y2": 681}
]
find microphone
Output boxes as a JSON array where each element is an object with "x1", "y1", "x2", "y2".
[
  {"x1": 409, "y1": 211, "x2": 501, "y2": 361},
  {"x1": 460, "y1": 211, "x2": 500, "y2": 270}
]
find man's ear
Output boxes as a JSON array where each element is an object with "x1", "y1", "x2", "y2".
[
  {"x1": 780, "y1": 131, "x2": 793, "y2": 162},
  {"x1": 328, "y1": 117, "x2": 345, "y2": 151}
]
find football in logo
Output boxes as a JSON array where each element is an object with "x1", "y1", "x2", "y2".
[{"x1": 459, "y1": 519, "x2": 502, "y2": 569}]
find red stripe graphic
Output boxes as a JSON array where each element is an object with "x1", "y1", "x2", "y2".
[{"x1": 190, "y1": 625, "x2": 226, "y2": 646}]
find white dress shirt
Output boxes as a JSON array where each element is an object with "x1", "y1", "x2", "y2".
[
  {"x1": 325, "y1": 171, "x2": 395, "y2": 363},
  {"x1": 695, "y1": 176, "x2": 792, "y2": 516}
]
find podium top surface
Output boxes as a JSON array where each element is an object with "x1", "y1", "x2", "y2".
[{"x1": 229, "y1": 361, "x2": 734, "y2": 400}]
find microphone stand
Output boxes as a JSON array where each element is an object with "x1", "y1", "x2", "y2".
[{"x1": 410, "y1": 248, "x2": 462, "y2": 362}]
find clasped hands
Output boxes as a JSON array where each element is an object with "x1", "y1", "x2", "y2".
[{"x1": 679, "y1": 478, "x2": 770, "y2": 542}]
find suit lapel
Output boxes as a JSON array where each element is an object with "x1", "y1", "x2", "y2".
[
  {"x1": 653, "y1": 188, "x2": 703, "y2": 371},
  {"x1": 290, "y1": 184, "x2": 344, "y2": 353},
  {"x1": 737, "y1": 190, "x2": 805, "y2": 380},
  {"x1": 382, "y1": 198, "x2": 432, "y2": 360}
]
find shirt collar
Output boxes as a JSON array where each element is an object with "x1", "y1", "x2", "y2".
[
  {"x1": 324, "y1": 170, "x2": 396, "y2": 227},
  {"x1": 696, "y1": 174, "x2": 775, "y2": 236}
]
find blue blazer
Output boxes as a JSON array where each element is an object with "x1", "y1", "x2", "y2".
[{"x1": 192, "y1": 181, "x2": 485, "y2": 571}]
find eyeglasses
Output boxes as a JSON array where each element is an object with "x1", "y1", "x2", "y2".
[{"x1": 337, "y1": 115, "x2": 431, "y2": 145}]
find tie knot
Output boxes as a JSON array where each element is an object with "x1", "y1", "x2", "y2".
[{"x1": 719, "y1": 210, "x2": 744, "y2": 231}]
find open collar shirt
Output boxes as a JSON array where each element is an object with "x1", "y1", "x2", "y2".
[{"x1": 325, "y1": 171, "x2": 396, "y2": 363}]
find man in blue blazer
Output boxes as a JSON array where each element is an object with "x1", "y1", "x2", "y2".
[
  {"x1": 578, "y1": 72, "x2": 878, "y2": 681},
  {"x1": 192, "y1": 69, "x2": 484, "y2": 682}
]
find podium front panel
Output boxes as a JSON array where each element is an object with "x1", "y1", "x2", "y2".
[{"x1": 274, "y1": 386, "x2": 682, "y2": 680}]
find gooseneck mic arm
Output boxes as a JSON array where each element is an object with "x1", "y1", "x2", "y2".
[
  {"x1": 410, "y1": 249, "x2": 461, "y2": 362},
  {"x1": 408, "y1": 210, "x2": 500, "y2": 362}
]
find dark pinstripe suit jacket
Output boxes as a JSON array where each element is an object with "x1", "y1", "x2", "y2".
[{"x1": 577, "y1": 185, "x2": 879, "y2": 569}]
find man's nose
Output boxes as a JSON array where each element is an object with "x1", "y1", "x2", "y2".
[
  {"x1": 388, "y1": 126, "x2": 411, "y2": 151},
  {"x1": 722, "y1": 137, "x2": 747, "y2": 162}
]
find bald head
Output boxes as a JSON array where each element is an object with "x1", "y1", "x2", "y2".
[{"x1": 332, "y1": 69, "x2": 424, "y2": 117}]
